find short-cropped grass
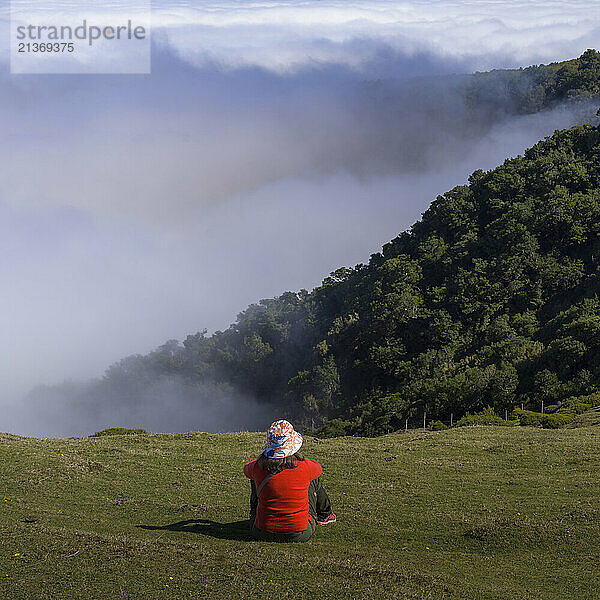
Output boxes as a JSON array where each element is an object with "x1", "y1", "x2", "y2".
[{"x1": 1, "y1": 425, "x2": 599, "y2": 599}]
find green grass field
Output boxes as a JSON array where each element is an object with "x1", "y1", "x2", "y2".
[{"x1": 1, "y1": 425, "x2": 599, "y2": 599}]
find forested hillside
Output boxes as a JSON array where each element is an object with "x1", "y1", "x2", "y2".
[
  {"x1": 466, "y1": 48, "x2": 600, "y2": 116},
  {"x1": 28, "y1": 51, "x2": 600, "y2": 436}
]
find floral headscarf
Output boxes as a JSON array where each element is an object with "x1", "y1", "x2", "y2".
[{"x1": 262, "y1": 420, "x2": 303, "y2": 458}]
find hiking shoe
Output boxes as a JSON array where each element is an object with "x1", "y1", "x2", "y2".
[{"x1": 317, "y1": 512, "x2": 337, "y2": 526}]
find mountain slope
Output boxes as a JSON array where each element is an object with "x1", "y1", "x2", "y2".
[
  {"x1": 25, "y1": 51, "x2": 600, "y2": 437},
  {"x1": 465, "y1": 48, "x2": 600, "y2": 116},
  {"x1": 62, "y1": 122, "x2": 599, "y2": 436}
]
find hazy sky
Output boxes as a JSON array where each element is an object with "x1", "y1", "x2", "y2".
[{"x1": 1, "y1": 1, "x2": 599, "y2": 428}]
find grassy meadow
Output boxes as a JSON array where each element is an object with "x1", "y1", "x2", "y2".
[{"x1": 1, "y1": 425, "x2": 599, "y2": 599}]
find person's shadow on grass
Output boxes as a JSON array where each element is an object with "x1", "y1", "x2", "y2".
[{"x1": 137, "y1": 519, "x2": 252, "y2": 541}]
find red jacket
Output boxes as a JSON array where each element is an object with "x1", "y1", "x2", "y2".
[{"x1": 243, "y1": 458, "x2": 322, "y2": 532}]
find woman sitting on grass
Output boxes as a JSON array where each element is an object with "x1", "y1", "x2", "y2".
[{"x1": 243, "y1": 420, "x2": 336, "y2": 542}]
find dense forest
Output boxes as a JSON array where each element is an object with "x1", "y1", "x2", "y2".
[
  {"x1": 465, "y1": 48, "x2": 600, "y2": 115},
  {"x1": 30, "y1": 50, "x2": 600, "y2": 436}
]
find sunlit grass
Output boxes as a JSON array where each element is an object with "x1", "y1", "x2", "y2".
[{"x1": 0, "y1": 426, "x2": 599, "y2": 599}]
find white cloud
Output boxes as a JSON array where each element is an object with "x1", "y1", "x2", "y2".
[
  {"x1": 2, "y1": 1, "x2": 599, "y2": 72},
  {"x1": 150, "y1": 0, "x2": 599, "y2": 71}
]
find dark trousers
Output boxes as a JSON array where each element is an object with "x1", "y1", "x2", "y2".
[{"x1": 249, "y1": 476, "x2": 332, "y2": 542}]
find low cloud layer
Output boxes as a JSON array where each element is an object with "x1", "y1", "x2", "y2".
[
  {"x1": 0, "y1": 1, "x2": 599, "y2": 436},
  {"x1": 153, "y1": 0, "x2": 599, "y2": 72},
  {"x1": 3, "y1": 0, "x2": 599, "y2": 72},
  {"x1": 12, "y1": 377, "x2": 277, "y2": 437}
]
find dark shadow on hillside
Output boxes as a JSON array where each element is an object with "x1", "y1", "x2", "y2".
[{"x1": 137, "y1": 519, "x2": 252, "y2": 541}]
